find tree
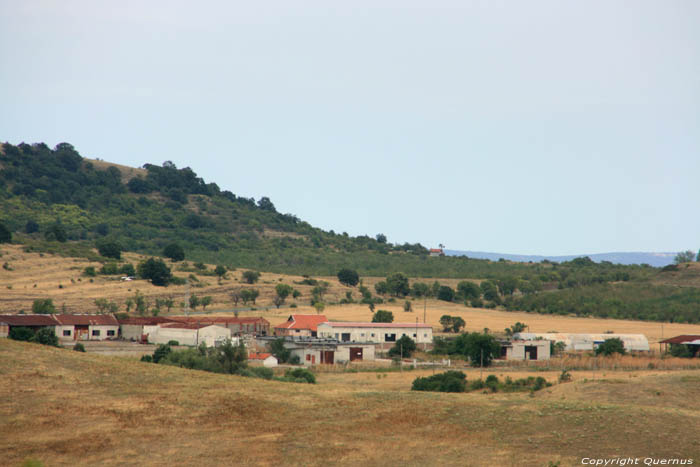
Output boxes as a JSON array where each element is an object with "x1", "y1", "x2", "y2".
[
  {"x1": 201, "y1": 296, "x2": 212, "y2": 310},
  {"x1": 242, "y1": 270, "x2": 260, "y2": 284},
  {"x1": 32, "y1": 327, "x2": 59, "y2": 347},
  {"x1": 497, "y1": 277, "x2": 519, "y2": 296},
  {"x1": 216, "y1": 339, "x2": 247, "y2": 374},
  {"x1": 374, "y1": 281, "x2": 388, "y2": 295},
  {"x1": 95, "y1": 298, "x2": 118, "y2": 314},
  {"x1": 44, "y1": 222, "x2": 67, "y2": 242},
  {"x1": 163, "y1": 297, "x2": 174, "y2": 313},
  {"x1": 451, "y1": 317, "x2": 466, "y2": 333},
  {"x1": 0, "y1": 222, "x2": 11, "y2": 243},
  {"x1": 119, "y1": 263, "x2": 136, "y2": 276},
  {"x1": 25, "y1": 220, "x2": 39, "y2": 234},
  {"x1": 189, "y1": 294, "x2": 200, "y2": 310},
  {"x1": 9, "y1": 327, "x2": 34, "y2": 341},
  {"x1": 32, "y1": 299, "x2": 56, "y2": 314},
  {"x1": 214, "y1": 265, "x2": 227, "y2": 279},
  {"x1": 453, "y1": 332, "x2": 500, "y2": 367},
  {"x1": 137, "y1": 258, "x2": 172, "y2": 286},
  {"x1": 372, "y1": 310, "x2": 394, "y2": 323},
  {"x1": 675, "y1": 250, "x2": 695, "y2": 264},
  {"x1": 274, "y1": 283, "x2": 293, "y2": 308},
  {"x1": 230, "y1": 288, "x2": 242, "y2": 306},
  {"x1": 480, "y1": 280, "x2": 500, "y2": 302},
  {"x1": 313, "y1": 301, "x2": 325, "y2": 314},
  {"x1": 437, "y1": 286, "x2": 455, "y2": 302},
  {"x1": 439, "y1": 315, "x2": 454, "y2": 332},
  {"x1": 457, "y1": 281, "x2": 481, "y2": 300},
  {"x1": 376, "y1": 233, "x2": 387, "y2": 244},
  {"x1": 403, "y1": 300, "x2": 412, "y2": 312},
  {"x1": 504, "y1": 322, "x2": 527, "y2": 337},
  {"x1": 269, "y1": 338, "x2": 291, "y2": 363},
  {"x1": 386, "y1": 273, "x2": 410, "y2": 297},
  {"x1": 411, "y1": 282, "x2": 429, "y2": 298},
  {"x1": 337, "y1": 268, "x2": 359, "y2": 287},
  {"x1": 163, "y1": 243, "x2": 185, "y2": 262},
  {"x1": 96, "y1": 240, "x2": 121, "y2": 260},
  {"x1": 311, "y1": 282, "x2": 329, "y2": 303},
  {"x1": 595, "y1": 338, "x2": 626, "y2": 356},
  {"x1": 388, "y1": 335, "x2": 417, "y2": 358},
  {"x1": 240, "y1": 289, "x2": 259, "y2": 305}
]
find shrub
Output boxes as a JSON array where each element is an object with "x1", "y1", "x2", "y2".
[
  {"x1": 96, "y1": 240, "x2": 122, "y2": 260},
  {"x1": 388, "y1": 335, "x2": 417, "y2": 358},
  {"x1": 100, "y1": 262, "x2": 119, "y2": 275},
  {"x1": 247, "y1": 366, "x2": 274, "y2": 380},
  {"x1": 73, "y1": 342, "x2": 86, "y2": 352},
  {"x1": 403, "y1": 300, "x2": 412, "y2": 312},
  {"x1": 83, "y1": 266, "x2": 97, "y2": 277},
  {"x1": 337, "y1": 268, "x2": 360, "y2": 287},
  {"x1": 268, "y1": 338, "x2": 291, "y2": 363},
  {"x1": 163, "y1": 243, "x2": 185, "y2": 262},
  {"x1": 152, "y1": 344, "x2": 172, "y2": 363},
  {"x1": 32, "y1": 327, "x2": 59, "y2": 346},
  {"x1": 412, "y1": 371, "x2": 467, "y2": 393},
  {"x1": 242, "y1": 270, "x2": 261, "y2": 284},
  {"x1": 140, "y1": 354, "x2": 153, "y2": 363},
  {"x1": 283, "y1": 368, "x2": 316, "y2": 384},
  {"x1": 119, "y1": 263, "x2": 136, "y2": 276},
  {"x1": 437, "y1": 285, "x2": 455, "y2": 302},
  {"x1": 0, "y1": 222, "x2": 11, "y2": 243},
  {"x1": 167, "y1": 340, "x2": 180, "y2": 346},
  {"x1": 25, "y1": 219, "x2": 39, "y2": 234},
  {"x1": 669, "y1": 343, "x2": 692, "y2": 358},
  {"x1": 559, "y1": 369, "x2": 572, "y2": 382},
  {"x1": 9, "y1": 326, "x2": 35, "y2": 341},
  {"x1": 595, "y1": 338, "x2": 626, "y2": 356},
  {"x1": 138, "y1": 258, "x2": 172, "y2": 286},
  {"x1": 32, "y1": 298, "x2": 56, "y2": 314},
  {"x1": 372, "y1": 310, "x2": 394, "y2": 323}
]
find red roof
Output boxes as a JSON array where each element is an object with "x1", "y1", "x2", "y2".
[
  {"x1": 430, "y1": 248, "x2": 443, "y2": 253},
  {"x1": 659, "y1": 335, "x2": 700, "y2": 344},
  {"x1": 160, "y1": 322, "x2": 222, "y2": 330},
  {"x1": 170, "y1": 316, "x2": 269, "y2": 325},
  {"x1": 0, "y1": 314, "x2": 58, "y2": 326},
  {"x1": 320, "y1": 322, "x2": 432, "y2": 329},
  {"x1": 54, "y1": 314, "x2": 119, "y2": 326},
  {"x1": 274, "y1": 315, "x2": 328, "y2": 332},
  {"x1": 118, "y1": 317, "x2": 179, "y2": 325},
  {"x1": 248, "y1": 352, "x2": 273, "y2": 360}
]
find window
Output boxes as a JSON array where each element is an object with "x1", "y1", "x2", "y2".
[
  {"x1": 107, "y1": 330, "x2": 115, "y2": 336},
  {"x1": 371, "y1": 333, "x2": 375, "y2": 337},
  {"x1": 413, "y1": 334, "x2": 417, "y2": 338},
  {"x1": 360, "y1": 333, "x2": 365, "y2": 337},
  {"x1": 424, "y1": 334, "x2": 428, "y2": 337},
  {"x1": 92, "y1": 330, "x2": 100, "y2": 337},
  {"x1": 63, "y1": 330, "x2": 71, "y2": 337},
  {"x1": 335, "y1": 333, "x2": 339, "y2": 339},
  {"x1": 306, "y1": 354, "x2": 311, "y2": 361},
  {"x1": 385, "y1": 333, "x2": 396, "y2": 342}
]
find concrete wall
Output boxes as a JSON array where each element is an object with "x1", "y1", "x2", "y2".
[
  {"x1": 88, "y1": 325, "x2": 119, "y2": 340},
  {"x1": 120, "y1": 324, "x2": 144, "y2": 341},
  {"x1": 290, "y1": 344, "x2": 375, "y2": 366},
  {"x1": 317, "y1": 325, "x2": 433, "y2": 344},
  {"x1": 55, "y1": 325, "x2": 74, "y2": 341},
  {"x1": 148, "y1": 325, "x2": 232, "y2": 347},
  {"x1": 506, "y1": 340, "x2": 550, "y2": 361}
]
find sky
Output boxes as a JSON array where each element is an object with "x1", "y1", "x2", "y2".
[{"x1": 1, "y1": 1, "x2": 699, "y2": 255}]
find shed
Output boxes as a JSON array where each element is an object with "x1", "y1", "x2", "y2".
[
  {"x1": 148, "y1": 323, "x2": 232, "y2": 347},
  {"x1": 118, "y1": 316, "x2": 179, "y2": 341},
  {"x1": 514, "y1": 332, "x2": 650, "y2": 352},
  {"x1": 257, "y1": 336, "x2": 375, "y2": 365},
  {"x1": 499, "y1": 340, "x2": 550, "y2": 361},
  {"x1": 248, "y1": 352, "x2": 278, "y2": 368},
  {"x1": 0, "y1": 314, "x2": 58, "y2": 338},
  {"x1": 659, "y1": 335, "x2": 700, "y2": 357},
  {"x1": 316, "y1": 322, "x2": 433, "y2": 349}
]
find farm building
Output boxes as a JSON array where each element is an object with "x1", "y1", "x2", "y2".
[
  {"x1": 499, "y1": 340, "x2": 550, "y2": 361},
  {"x1": 659, "y1": 335, "x2": 700, "y2": 357},
  {"x1": 170, "y1": 316, "x2": 270, "y2": 336},
  {"x1": 0, "y1": 314, "x2": 60, "y2": 338},
  {"x1": 274, "y1": 315, "x2": 328, "y2": 337},
  {"x1": 147, "y1": 323, "x2": 233, "y2": 347},
  {"x1": 258, "y1": 336, "x2": 376, "y2": 365},
  {"x1": 248, "y1": 352, "x2": 278, "y2": 367},
  {"x1": 316, "y1": 322, "x2": 433, "y2": 349},
  {"x1": 513, "y1": 332, "x2": 650, "y2": 352},
  {"x1": 118, "y1": 316, "x2": 179, "y2": 341},
  {"x1": 429, "y1": 248, "x2": 445, "y2": 257},
  {"x1": 53, "y1": 314, "x2": 120, "y2": 341}
]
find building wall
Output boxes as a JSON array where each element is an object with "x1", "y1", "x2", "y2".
[
  {"x1": 88, "y1": 325, "x2": 119, "y2": 340},
  {"x1": 197, "y1": 326, "x2": 232, "y2": 347},
  {"x1": 0, "y1": 324, "x2": 8, "y2": 338},
  {"x1": 317, "y1": 325, "x2": 433, "y2": 344},
  {"x1": 290, "y1": 344, "x2": 375, "y2": 365},
  {"x1": 121, "y1": 324, "x2": 145, "y2": 341},
  {"x1": 506, "y1": 341, "x2": 550, "y2": 360},
  {"x1": 149, "y1": 326, "x2": 232, "y2": 347},
  {"x1": 275, "y1": 328, "x2": 314, "y2": 338},
  {"x1": 55, "y1": 325, "x2": 75, "y2": 341}
]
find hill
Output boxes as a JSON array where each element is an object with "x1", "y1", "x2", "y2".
[
  {"x1": 2, "y1": 141, "x2": 700, "y2": 324},
  {"x1": 1, "y1": 338, "x2": 699, "y2": 466},
  {"x1": 446, "y1": 249, "x2": 677, "y2": 267}
]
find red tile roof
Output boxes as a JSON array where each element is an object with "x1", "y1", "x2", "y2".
[
  {"x1": 274, "y1": 315, "x2": 328, "y2": 332},
  {"x1": 320, "y1": 322, "x2": 432, "y2": 329},
  {"x1": 248, "y1": 352, "x2": 273, "y2": 360},
  {"x1": 159, "y1": 322, "x2": 221, "y2": 330},
  {"x1": 54, "y1": 314, "x2": 119, "y2": 326},
  {"x1": 117, "y1": 317, "x2": 179, "y2": 325},
  {"x1": 169, "y1": 316, "x2": 269, "y2": 325},
  {"x1": 429, "y1": 248, "x2": 443, "y2": 253},
  {"x1": 659, "y1": 335, "x2": 700, "y2": 344},
  {"x1": 0, "y1": 314, "x2": 58, "y2": 326}
]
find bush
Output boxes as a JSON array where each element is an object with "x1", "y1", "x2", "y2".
[
  {"x1": 152, "y1": 344, "x2": 172, "y2": 363},
  {"x1": 268, "y1": 338, "x2": 291, "y2": 363},
  {"x1": 669, "y1": 343, "x2": 692, "y2": 358},
  {"x1": 83, "y1": 266, "x2": 97, "y2": 277},
  {"x1": 32, "y1": 327, "x2": 59, "y2": 346},
  {"x1": 412, "y1": 371, "x2": 467, "y2": 393},
  {"x1": 96, "y1": 240, "x2": 122, "y2": 260},
  {"x1": 9, "y1": 326, "x2": 35, "y2": 341},
  {"x1": 372, "y1": 310, "x2": 394, "y2": 323},
  {"x1": 138, "y1": 258, "x2": 172, "y2": 286},
  {"x1": 337, "y1": 268, "x2": 359, "y2": 287},
  {"x1": 283, "y1": 368, "x2": 316, "y2": 384},
  {"x1": 73, "y1": 342, "x2": 86, "y2": 352},
  {"x1": 119, "y1": 263, "x2": 136, "y2": 276},
  {"x1": 0, "y1": 222, "x2": 11, "y2": 243},
  {"x1": 247, "y1": 366, "x2": 274, "y2": 380},
  {"x1": 25, "y1": 219, "x2": 39, "y2": 234},
  {"x1": 167, "y1": 340, "x2": 180, "y2": 346},
  {"x1": 163, "y1": 243, "x2": 185, "y2": 262},
  {"x1": 595, "y1": 338, "x2": 626, "y2": 356},
  {"x1": 140, "y1": 354, "x2": 153, "y2": 362},
  {"x1": 32, "y1": 298, "x2": 56, "y2": 314},
  {"x1": 437, "y1": 286, "x2": 455, "y2": 302},
  {"x1": 100, "y1": 262, "x2": 119, "y2": 275},
  {"x1": 242, "y1": 270, "x2": 261, "y2": 284},
  {"x1": 388, "y1": 335, "x2": 417, "y2": 358}
]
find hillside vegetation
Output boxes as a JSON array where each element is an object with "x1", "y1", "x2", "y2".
[
  {"x1": 2, "y1": 142, "x2": 700, "y2": 323},
  {"x1": 1, "y1": 339, "x2": 699, "y2": 466}
]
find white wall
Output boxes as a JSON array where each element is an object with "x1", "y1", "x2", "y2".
[
  {"x1": 148, "y1": 325, "x2": 232, "y2": 347},
  {"x1": 317, "y1": 325, "x2": 433, "y2": 344}
]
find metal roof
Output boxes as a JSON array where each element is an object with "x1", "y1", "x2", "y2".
[
  {"x1": 659, "y1": 335, "x2": 700, "y2": 345},
  {"x1": 319, "y1": 322, "x2": 432, "y2": 329},
  {"x1": 514, "y1": 332, "x2": 650, "y2": 351}
]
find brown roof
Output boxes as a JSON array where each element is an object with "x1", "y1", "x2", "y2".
[
  {"x1": 118, "y1": 317, "x2": 179, "y2": 325},
  {"x1": 274, "y1": 315, "x2": 328, "y2": 332},
  {"x1": 248, "y1": 352, "x2": 273, "y2": 360},
  {"x1": 0, "y1": 314, "x2": 58, "y2": 326},
  {"x1": 659, "y1": 335, "x2": 700, "y2": 344},
  {"x1": 160, "y1": 322, "x2": 224, "y2": 330},
  {"x1": 169, "y1": 316, "x2": 269, "y2": 325},
  {"x1": 54, "y1": 314, "x2": 119, "y2": 326}
]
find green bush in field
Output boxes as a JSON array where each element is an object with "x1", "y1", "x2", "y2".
[
  {"x1": 412, "y1": 371, "x2": 467, "y2": 393},
  {"x1": 595, "y1": 338, "x2": 626, "y2": 356},
  {"x1": 73, "y1": 342, "x2": 86, "y2": 352},
  {"x1": 9, "y1": 326, "x2": 35, "y2": 341},
  {"x1": 96, "y1": 240, "x2": 122, "y2": 259},
  {"x1": 32, "y1": 328, "x2": 59, "y2": 347},
  {"x1": 32, "y1": 298, "x2": 56, "y2": 314},
  {"x1": 283, "y1": 368, "x2": 316, "y2": 384}
]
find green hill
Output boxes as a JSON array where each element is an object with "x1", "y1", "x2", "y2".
[{"x1": 2, "y1": 141, "x2": 700, "y2": 323}]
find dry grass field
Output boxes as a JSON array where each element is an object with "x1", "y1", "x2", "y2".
[
  {"x1": 3, "y1": 244, "x2": 700, "y2": 354},
  {"x1": 1, "y1": 338, "x2": 698, "y2": 466}
]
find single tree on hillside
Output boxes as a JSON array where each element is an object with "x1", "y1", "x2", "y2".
[
  {"x1": 372, "y1": 310, "x2": 394, "y2": 323},
  {"x1": 337, "y1": 268, "x2": 360, "y2": 287},
  {"x1": 675, "y1": 250, "x2": 695, "y2": 264},
  {"x1": 138, "y1": 258, "x2": 172, "y2": 286},
  {"x1": 0, "y1": 222, "x2": 11, "y2": 243},
  {"x1": 163, "y1": 243, "x2": 185, "y2": 262},
  {"x1": 242, "y1": 270, "x2": 261, "y2": 284}
]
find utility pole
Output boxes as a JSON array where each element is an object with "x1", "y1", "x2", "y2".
[
  {"x1": 423, "y1": 295, "x2": 427, "y2": 324},
  {"x1": 480, "y1": 348, "x2": 484, "y2": 381}
]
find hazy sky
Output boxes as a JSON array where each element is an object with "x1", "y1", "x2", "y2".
[{"x1": 2, "y1": 1, "x2": 699, "y2": 255}]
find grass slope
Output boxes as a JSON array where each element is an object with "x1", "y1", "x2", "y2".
[{"x1": 1, "y1": 339, "x2": 699, "y2": 466}]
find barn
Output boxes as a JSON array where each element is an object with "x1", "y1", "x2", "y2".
[
  {"x1": 0, "y1": 314, "x2": 59, "y2": 338},
  {"x1": 513, "y1": 332, "x2": 650, "y2": 352},
  {"x1": 53, "y1": 314, "x2": 120, "y2": 341},
  {"x1": 499, "y1": 339, "x2": 551, "y2": 361},
  {"x1": 147, "y1": 322, "x2": 232, "y2": 347},
  {"x1": 316, "y1": 322, "x2": 433, "y2": 349}
]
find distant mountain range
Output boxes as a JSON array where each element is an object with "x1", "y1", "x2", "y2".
[{"x1": 444, "y1": 250, "x2": 677, "y2": 267}]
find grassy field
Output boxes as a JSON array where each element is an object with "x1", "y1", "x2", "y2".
[{"x1": 1, "y1": 338, "x2": 699, "y2": 466}]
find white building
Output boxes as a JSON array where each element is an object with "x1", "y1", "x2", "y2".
[
  {"x1": 147, "y1": 323, "x2": 233, "y2": 347},
  {"x1": 514, "y1": 333, "x2": 650, "y2": 352},
  {"x1": 316, "y1": 322, "x2": 433, "y2": 348},
  {"x1": 53, "y1": 314, "x2": 120, "y2": 341},
  {"x1": 500, "y1": 340, "x2": 551, "y2": 361},
  {"x1": 248, "y1": 352, "x2": 278, "y2": 368}
]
